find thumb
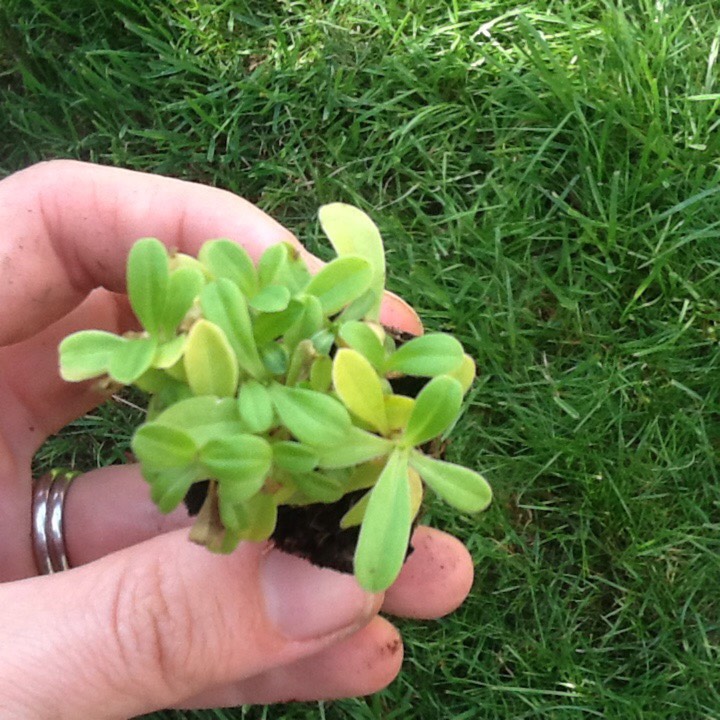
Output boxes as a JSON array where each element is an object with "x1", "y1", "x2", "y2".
[{"x1": 0, "y1": 530, "x2": 379, "y2": 719}]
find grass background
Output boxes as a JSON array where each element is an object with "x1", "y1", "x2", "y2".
[{"x1": 3, "y1": 0, "x2": 720, "y2": 717}]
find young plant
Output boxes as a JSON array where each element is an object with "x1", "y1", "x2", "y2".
[{"x1": 59, "y1": 203, "x2": 491, "y2": 592}]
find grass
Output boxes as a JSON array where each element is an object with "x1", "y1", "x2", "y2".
[{"x1": 3, "y1": 0, "x2": 720, "y2": 717}]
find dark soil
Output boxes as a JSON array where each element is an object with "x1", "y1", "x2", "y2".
[{"x1": 271, "y1": 489, "x2": 366, "y2": 573}]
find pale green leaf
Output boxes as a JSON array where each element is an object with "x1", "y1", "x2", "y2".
[
  {"x1": 249, "y1": 285, "x2": 291, "y2": 313},
  {"x1": 201, "y1": 435, "x2": 272, "y2": 500},
  {"x1": 239, "y1": 493, "x2": 278, "y2": 541},
  {"x1": 160, "y1": 266, "x2": 205, "y2": 335},
  {"x1": 184, "y1": 319, "x2": 239, "y2": 397},
  {"x1": 283, "y1": 295, "x2": 324, "y2": 351},
  {"x1": 58, "y1": 330, "x2": 124, "y2": 381},
  {"x1": 304, "y1": 256, "x2": 373, "y2": 315},
  {"x1": 258, "y1": 242, "x2": 290, "y2": 288},
  {"x1": 261, "y1": 343, "x2": 289, "y2": 375},
  {"x1": 269, "y1": 384, "x2": 351, "y2": 446},
  {"x1": 127, "y1": 238, "x2": 169, "y2": 336},
  {"x1": 259, "y1": 242, "x2": 311, "y2": 294},
  {"x1": 272, "y1": 441, "x2": 319, "y2": 473},
  {"x1": 153, "y1": 334, "x2": 188, "y2": 369},
  {"x1": 238, "y1": 380, "x2": 275, "y2": 433},
  {"x1": 199, "y1": 238, "x2": 258, "y2": 297},
  {"x1": 409, "y1": 452, "x2": 492, "y2": 513},
  {"x1": 385, "y1": 333, "x2": 465, "y2": 376},
  {"x1": 316, "y1": 426, "x2": 393, "y2": 469},
  {"x1": 447, "y1": 353, "x2": 476, "y2": 393},
  {"x1": 385, "y1": 395, "x2": 415, "y2": 431},
  {"x1": 285, "y1": 339, "x2": 316, "y2": 387},
  {"x1": 354, "y1": 450, "x2": 412, "y2": 592},
  {"x1": 153, "y1": 396, "x2": 244, "y2": 445},
  {"x1": 338, "y1": 321, "x2": 385, "y2": 370},
  {"x1": 253, "y1": 300, "x2": 303, "y2": 346},
  {"x1": 132, "y1": 423, "x2": 197, "y2": 471},
  {"x1": 333, "y1": 348, "x2": 388, "y2": 434},
  {"x1": 402, "y1": 376, "x2": 463, "y2": 447},
  {"x1": 293, "y1": 471, "x2": 345, "y2": 503},
  {"x1": 318, "y1": 203, "x2": 386, "y2": 322},
  {"x1": 339, "y1": 490, "x2": 371, "y2": 529},
  {"x1": 147, "y1": 466, "x2": 199, "y2": 514},
  {"x1": 108, "y1": 336, "x2": 158, "y2": 384},
  {"x1": 310, "y1": 355, "x2": 333, "y2": 392},
  {"x1": 201, "y1": 279, "x2": 265, "y2": 378}
]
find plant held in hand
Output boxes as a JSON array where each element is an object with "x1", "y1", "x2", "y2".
[{"x1": 59, "y1": 204, "x2": 491, "y2": 592}]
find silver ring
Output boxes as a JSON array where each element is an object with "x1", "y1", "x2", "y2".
[{"x1": 32, "y1": 470, "x2": 78, "y2": 574}]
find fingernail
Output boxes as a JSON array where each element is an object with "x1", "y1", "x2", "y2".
[
  {"x1": 380, "y1": 291, "x2": 424, "y2": 336},
  {"x1": 261, "y1": 550, "x2": 376, "y2": 640}
]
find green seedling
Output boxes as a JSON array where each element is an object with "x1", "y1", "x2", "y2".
[{"x1": 59, "y1": 203, "x2": 491, "y2": 592}]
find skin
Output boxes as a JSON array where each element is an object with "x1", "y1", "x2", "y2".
[{"x1": 0, "y1": 161, "x2": 474, "y2": 719}]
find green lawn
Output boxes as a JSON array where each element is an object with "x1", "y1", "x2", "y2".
[{"x1": 3, "y1": 0, "x2": 720, "y2": 717}]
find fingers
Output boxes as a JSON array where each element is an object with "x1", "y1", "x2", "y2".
[
  {"x1": 0, "y1": 530, "x2": 380, "y2": 719},
  {"x1": 0, "y1": 161, "x2": 294, "y2": 346},
  {"x1": 63, "y1": 464, "x2": 192, "y2": 567},
  {"x1": 0, "y1": 160, "x2": 421, "y2": 346},
  {"x1": 382, "y1": 526, "x2": 475, "y2": 618},
  {"x1": 182, "y1": 616, "x2": 403, "y2": 708},
  {"x1": 0, "y1": 289, "x2": 137, "y2": 452},
  {"x1": 60, "y1": 464, "x2": 473, "y2": 619}
]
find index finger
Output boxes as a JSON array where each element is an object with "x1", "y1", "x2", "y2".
[{"x1": 0, "y1": 161, "x2": 421, "y2": 346}]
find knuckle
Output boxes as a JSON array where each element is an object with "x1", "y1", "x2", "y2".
[{"x1": 104, "y1": 557, "x2": 199, "y2": 700}]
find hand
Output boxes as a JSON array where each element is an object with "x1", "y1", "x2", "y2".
[{"x1": 0, "y1": 161, "x2": 474, "y2": 718}]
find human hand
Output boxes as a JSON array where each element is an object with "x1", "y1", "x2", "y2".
[{"x1": 0, "y1": 161, "x2": 474, "y2": 718}]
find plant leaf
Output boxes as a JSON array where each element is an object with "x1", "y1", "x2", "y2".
[
  {"x1": 283, "y1": 295, "x2": 324, "y2": 351},
  {"x1": 234, "y1": 493, "x2": 278, "y2": 541},
  {"x1": 338, "y1": 321, "x2": 385, "y2": 370},
  {"x1": 318, "y1": 203, "x2": 386, "y2": 322},
  {"x1": 304, "y1": 256, "x2": 373, "y2": 315},
  {"x1": 58, "y1": 330, "x2": 125, "y2": 381},
  {"x1": 333, "y1": 348, "x2": 388, "y2": 435},
  {"x1": 316, "y1": 426, "x2": 393, "y2": 468},
  {"x1": 292, "y1": 471, "x2": 345, "y2": 503},
  {"x1": 249, "y1": 285, "x2": 291, "y2": 313},
  {"x1": 160, "y1": 266, "x2": 205, "y2": 335},
  {"x1": 269, "y1": 384, "x2": 351, "y2": 446},
  {"x1": 153, "y1": 334, "x2": 188, "y2": 369},
  {"x1": 385, "y1": 395, "x2": 415, "y2": 431},
  {"x1": 153, "y1": 396, "x2": 244, "y2": 445},
  {"x1": 146, "y1": 466, "x2": 200, "y2": 514},
  {"x1": 253, "y1": 300, "x2": 303, "y2": 346},
  {"x1": 339, "y1": 490, "x2": 371, "y2": 529},
  {"x1": 448, "y1": 353, "x2": 476, "y2": 393},
  {"x1": 385, "y1": 333, "x2": 465, "y2": 377},
  {"x1": 238, "y1": 380, "x2": 275, "y2": 433},
  {"x1": 201, "y1": 279, "x2": 265, "y2": 378},
  {"x1": 261, "y1": 343, "x2": 289, "y2": 375},
  {"x1": 199, "y1": 239, "x2": 258, "y2": 297},
  {"x1": 272, "y1": 441, "x2": 319, "y2": 473},
  {"x1": 258, "y1": 242, "x2": 290, "y2": 287},
  {"x1": 409, "y1": 452, "x2": 492, "y2": 513},
  {"x1": 127, "y1": 238, "x2": 169, "y2": 336},
  {"x1": 108, "y1": 336, "x2": 158, "y2": 384},
  {"x1": 285, "y1": 339, "x2": 316, "y2": 387},
  {"x1": 354, "y1": 450, "x2": 412, "y2": 592},
  {"x1": 184, "y1": 319, "x2": 239, "y2": 397},
  {"x1": 310, "y1": 355, "x2": 333, "y2": 393},
  {"x1": 201, "y1": 435, "x2": 272, "y2": 501},
  {"x1": 402, "y1": 376, "x2": 463, "y2": 447},
  {"x1": 408, "y1": 467, "x2": 424, "y2": 520},
  {"x1": 132, "y1": 423, "x2": 198, "y2": 471}
]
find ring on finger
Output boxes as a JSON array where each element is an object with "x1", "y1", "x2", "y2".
[{"x1": 31, "y1": 469, "x2": 79, "y2": 574}]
